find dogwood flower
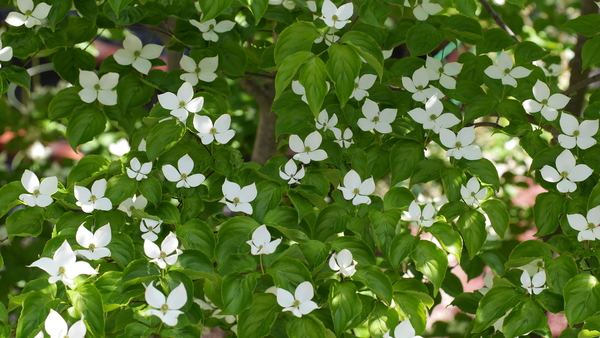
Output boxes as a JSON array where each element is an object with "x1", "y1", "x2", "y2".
[
  {"x1": 558, "y1": 113, "x2": 598, "y2": 149},
  {"x1": 567, "y1": 205, "x2": 600, "y2": 241},
  {"x1": 162, "y1": 154, "x2": 205, "y2": 188},
  {"x1": 383, "y1": 320, "x2": 423, "y2": 338},
  {"x1": 314, "y1": 30, "x2": 340, "y2": 46},
  {"x1": 6, "y1": 0, "x2": 51, "y2": 27},
  {"x1": 408, "y1": 94, "x2": 460, "y2": 133},
  {"x1": 461, "y1": 177, "x2": 487, "y2": 206},
  {"x1": 404, "y1": 0, "x2": 442, "y2": 21},
  {"x1": 523, "y1": 80, "x2": 570, "y2": 121},
  {"x1": 269, "y1": 0, "x2": 296, "y2": 9},
  {"x1": 27, "y1": 140, "x2": 52, "y2": 161},
  {"x1": 113, "y1": 33, "x2": 164, "y2": 74},
  {"x1": 158, "y1": 82, "x2": 204, "y2": 125},
  {"x1": 220, "y1": 179, "x2": 257, "y2": 214},
  {"x1": 19, "y1": 169, "x2": 57, "y2": 207},
  {"x1": 144, "y1": 232, "x2": 182, "y2": 269},
  {"x1": 247, "y1": 225, "x2": 282, "y2": 255},
  {"x1": 484, "y1": 51, "x2": 532, "y2": 87},
  {"x1": 45, "y1": 309, "x2": 86, "y2": 338},
  {"x1": 277, "y1": 281, "x2": 319, "y2": 317},
  {"x1": 279, "y1": 159, "x2": 305, "y2": 184},
  {"x1": 75, "y1": 179, "x2": 112, "y2": 213},
  {"x1": 190, "y1": 18, "x2": 236, "y2": 42},
  {"x1": 520, "y1": 270, "x2": 546, "y2": 295},
  {"x1": 320, "y1": 0, "x2": 353, "y2": 29},
  {"x1": 75, "y1": 224, "x2": 112, "y2": 260},
  {"x1": 109, "y1": 138, "x2": 130, "y2": 157},
  {"x1": 439, "y1": 127, "x2": 482, "y2": 160},
  {"x1": 193, "y1": 114, "x2": 235, "y2": 144},
  {"x1": 329, "y1": 249, "x2": 357, "y2": 277},
  {"x1": 140, "y1": 218, "x2": 163, "y2": 242},
  {"x1": 127, "y1": 157, "x2": 152, "y2": 181},
  {"x1": 78, "y1": 71, "x2": 118, "y2": 106},
  {"x1": 402, "y1": 67, "x2": 444, "y2": 103},
  {"x1": 315, "y1": 110, "x2": 338, "y2": 132},
  {"x1": 350, "y1": 74, "x2": 377, "y2": 101},
  {"x1": 290, "y1": 131, "x2": 328, "y2": 164},
  {"x1": 407, "y1": 200, "x2": 436, "y2": 227},
  {"x1": 118, "y1": 194, "x2": 147, "y2": 217},
  {"x1": 29, "y1": 240, "x2": 97, "y2": 286},
  {"x1": 333, "y1": 127, "x2": 354, "y2": 148},
  {"x1": 180, "y1": 55, "x2": 219, "y2": 85},
  {"x1": 358, "y1": 98, "x2": 397, "y2": 134},
  {"x1": 0, "y1": 41, "x2": 13, "y2": 67},
  {"x1": 145, "y1": 282, "x2": 187, "y2": 326},
  {"x1": 425, "y1": 56, "x2": 462, "y2": 90},
  {"x1": 540, "y1": 149, "x2": 593, "y2": 193},
  {"x1": 338, "y1": 170, "x2": 375, "y2": 205}
]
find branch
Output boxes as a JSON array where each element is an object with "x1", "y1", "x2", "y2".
[
  {"x1": 472, "y1": 121, "x2": 504, "y2": 130},
  {"x1": 478, "y1": 0, "x2": 520, "y2": 42},
  {"x1": 562, "y1": 73, "x2": 600, "y2": 96}
]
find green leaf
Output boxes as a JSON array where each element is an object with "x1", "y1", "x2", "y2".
[
  {"x1": 104, "y1": 174, "x2": 137, "y2": 205},
  {"x1": 138, "y1": 176, "x2": 162, "y2": 207},
  {"x1": 286, "y1": 315, "x2": 327, "y2": 338},
  {"x1": 583, "y1": 34, "x2": 600, "y2": 70},
  {"x1": 533, "y1": 192, "x2": 565, "y2": 236},
  {"x1": 219, "y1": 41, "x2": 247, "y2": 78},
  {"x1": 197, "y1": 0, "x2": 234, "y2": 21},
  {"x1": 564, "y1": 274, "x2": 600, "y2": 326},
  {"x1": 481, "y1": 199, "x2": 509, "y2": 239},
  {"x1": 176, "y1": 219, "x2": 215, "y2": 257},
  {"x1": 6, "y1": 207, "x2": 45, "y2": 239},
  {"x1": 67, "y1": 155, "x2": 111, "y2": 188},
  {"x1": 221, "y1": 272, "x2": 258, "y2": 315},
  {"x1": 0, "y1": 181, "x2": 27, "y2": 218},
  {"x1": 301, "y1": 56, "x2": 329, "y2": 115},
  {"x1": 74, "y1": 0, "x2": 98, "y2": 23},
  {"x1": 239, "y1": 0, "x2": 268, "y2": 22},
  {"x1": 3, "y1": 66, "x2": 30, "y2": 94},
  {"x1": 340, "y1": 31, "x2": 384, "y2": 78},
  {"x1": 440, "y1": 168, "x2": 466, "y2": 202},
  {"x1": 389, "y1": 233, "x2": 419, "y2": 269},
  {"x1": 268, "y1": 257, "x2": 313, "y2": 292},
  {"x1": 463, "y1": 94, "x2": 499, "y2": 123},
  {"x1": 53, "y1": 48, "x2": 96, "y2": 85},
  {"x1": 108, "y1": 0, "x2": 131, "y2": 17},
  {"x1": 394, "y1": 292, "x2": 427, "y2": 334},
  {"x1": 331, "y1": 236, "x2": 376, "y2": 265},
  {"x1": 460, "y1": 158, "x2": 500, "y2": 190},
  {"x1": 274, "y1": 51, "x2": 314, "y2": 100},
  {"x1": 47, "y1": 0, "x2": 72, "y2": 26},
  {"x1": 66, "y1": 105, "x2": 107, "y2": 150},
  {"x1": 545, "y1": 256, "x2": 578, "y2": 294},
  {"x1": 451, "y1": 292, "x2": 482, "y2": 314},
  {"x1": 353, "y1": 265, "x2": 393, "y2": 304},
  {"x1": 497, "y1": 98, "x2": 529, "y2": 122},
  {"x1": 49, "y1": 87, "x2": 85, "y2": 120},
  {"x1": 390, "y1": 139, "x2": 424, "y2": 185},
  {"x1": 426, "y1": 223, "x2": 463, "y2": 262},
  {"x1": 326, "y1": 44, "x2": 361, "y2": 108},
  {"x1": 562, "y1": 14, "x2": 600, "y2": 38},
  {"x1": 410, "y1": 158, "x2": 445, "y2": 186},
  {"x1": 477, "y1": 28, "x2": 518, "y2": 54},
  {"x1": 67, "y1": 284, "x2": 105, "y2": 338},
  {"x1": 411, "y1": 240, "x2": 448, "y2": 296},
  {"x1": 440, "y1": 14, "x2": 482, "y2": 44},
  {"x1": 215, "y1": 216, "x2": 258, "y2": 265},
  {"x1": 146, "y1": 120, "x2": 186, "y2": 160},
  {"x1": 383, "y1": 186, "x2": 414, "y2": 211},
  {"x1": 406, "y1": 22, "x2": 444, "y2": 56},
  {"x1": 330, "y1": 281, "x2": 362, "y2": 335},
  {"x1": 237, "y1": 293, "x2": 279, "y2": 338},
  {"x1": 502, "y1": 298, "x2": 547, "y2": 338},
  {"x1": 116, "y1": 74, "x2": 154, "y2": 110},
  {"x1": 514, "y1": 41, "x2": 549, "y2": 65},
  {"x1": 457, "y1": 209, "x2": 486, "y2": 259},
  {"x1": 15, "y1": 292, "x2": 54, "y2": 338},
  {"x1": 121, "y1": 259, "x2": 161, "y2": 289},
  {"x1": 108, "y1": 233, "x2": 135, "y2": 268},
  {"x1": 453, "y1": 0, "x2": 477, "y2": 18},
  {"x1": 172, "y1": 249, "x2": 215, "y2": 280},
  {"x1": 275, "y1": 21, "x2": 320, "y2": 65},
  {"x1": 472, "y1": 286, "x2": 523, "y2": 333}
]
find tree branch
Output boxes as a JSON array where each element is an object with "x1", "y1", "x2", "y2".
[
  {"x1": 478, "y1": 0, "x2": 520, "y2": 42},
  {"x1": 563, "y1": 73, "x2": 600, "y2": 96}
]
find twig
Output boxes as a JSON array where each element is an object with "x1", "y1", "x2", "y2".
[
  {"x1": 472, "y1": 121, "x2": 504, "y2": 130},
  {"x1": 563, "y1": 73, "x2": 600, "y2": 96},
  {"x1": 0, "y1": 237, "x2": 8, "y2": 243},
  {"x1": 82, "y1": 28, "x2": 106, "y2": 52},
  {"x1": 244, "y1": 72, "x2": 275, "y2": 79},
  {"x1": 478, "y1": 0, "x2": 520, "y2": 42}
]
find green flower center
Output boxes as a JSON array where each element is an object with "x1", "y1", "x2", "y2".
[
  {"x1": 573, "y1": 130, "x2": 580, "y2": 137},
  {"x1": 58, "y1": 266, "x2": 66, "y2": 275},
  {"x1": 455, "y1": 141, "x2": 462, "y2": 148},
  {"x1": 89, "y1": 243, "x2": 96, "y2": 251},
  {"x1": 416, "y1": 85, "x2": 424, "y2": 91},
  {"x1": 541, "y1": 99, "x2": 548, "y2": 105},
  {"x1": 161, "y1": 304, "x2": 169, "y2": 313},
  {"x1": 332, "y1": 15, "x2": 339, "y2": 21},
  {"x1": 195, "y1": 67, "x2": 201, "y2": 73},
  {"x1": 133, "y1": 50, "x2": 141, "y2": 57},
  {"x1": 560, "y1": 171, "x2": 569, "y2": 179},
  {"x1": 353, "y1": 188, "x2": 360, "y2": 195},
  {"x1": 209, "y1": 24, "x2": 215, "y2": 30},
  {"x1": 233, "y1": 197, "x2": 240, "y2": 204},
  {"x1": 372, "y1": 116, "x2": 380, "y2": 122},
  {"x1": 503, "y1": 68, "x2": 511, "y2": 75},
  {"x1": 292, "y1": 299, "x2": 301, "y2": 307},
  {"x1": 589, "y1": 222, "x2": 596, "y2": 230},
  {"x1": 181, "y1": 173, "x2": 188, "y2": 180},
  {"x1": 438, "y1": 67, "x2": 444, "y2": 74},
  {"x1": 25, "y1": 9, "x2": 32, "y2": 16},
  {"x1": 147, "y1": 225, "x2": 153, "y2": 231},
  {"x1": 90, "y1": 195, "x2": 97, "y2": 202},
  {"x1": 94, "y1": 84, "x2": 101, "y2": 90},
  {"x1": 33, "y1": 189, "x2": 40, "y2": 197},
  {"x1": 304, "y1": 146, "x2": 311, "y2": 152},
  {"x1": 210, "y1": 127, "x2": 217, "y2": 135},
  {"x1": 179, "y1": 101, "x2": 186, "y2": 108},
  {"x1": 429, "y1": 114, "x2": 437, "y2": 121},
  {"x1": 159, "y1": 251, "x2": 167, "y2": 259}
]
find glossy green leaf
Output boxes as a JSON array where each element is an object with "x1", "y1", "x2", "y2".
[
  {"x1": 330, "y1": 281, "x2": 362, "y2": 335},
  {"x1": 457, "y1": 209, "x2": 486, "y2": 259},
  {"x1": 326, "y1": 44, "x2": 361, "y2": 108},
  {"x1": 411, "y1": 240, "x2": 448, "y2": 296}
]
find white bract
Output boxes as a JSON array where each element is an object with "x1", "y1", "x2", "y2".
[
  {"x1": 315, "y1": 110, "x2": 339, "y2": 132},
  {"x1": 279, "y1": 159, "x2": 305, "y2": 184},
  {"x1": 383, "y1": 320, "x2": 423, "y2": 338},
  {"x1": 522, "y1": 80, "x2": 570, "y2": 121},
  {"x1": 558, "y1": 113, "x2": 598, "y2": 149},
  {"x1": 190, "y1": 18, "x2": 236, "y2": 42},
  {"x1": 314, "y1": 30, "x2": 340, "y2": 46},
  {"x1": 269, "y1": 0, "x2": 296, "y2": 10},
  {"x1": 74, "y1": 179, "x2": 112, "y2": 213},
  {"x1": 140, "y1": 218, "x2": 163, "y2": 242},
  {"x1": 27, "y1": 140, "x2": 52, "y2": 161},
  {"x1": 19, "y1": 169, "x2": 57, "y2": 207},
  {"x1": 540, "y1": 149, "x2": 593, "y2": 193},
  {"x1": 329, "y1": 249, "x2": 357, "y2": 277},
  {"x1": 220, "y1": 179, "x2": 257, "y2": 214},
  {"x1": 6, "y1": 0, "x2": 51, "y2": 27},
  {"x1": 180, "y1": 55, "x2": 219, "y2": 85},
  {"x1": 118, "y1": 194, "x2": 147, "y2": 217},
  {"x1": 320, "y1": 0, "x2": 353, "y2": 29},
  {"x1": 520, "y1": 270, "x2": 546, "y2": 295},
  {"x1": 408, "y1": 94, "x2": 460, "y2": 133},
  {"x1": 407, "y1": 200, "x2": 436, "y2": 227},
  {"x1": 75, "y1": 224, "x2": 112, "y2": 260},
  {"x1": 78, "y1": 71, "x2": 119, "y2": 106},
  {"x1": 146, "y1": 282, "x2": 187, "y2": 326},
  {"x1": 113, "y1": 33, "x2": 164, "y2": 75},
  {"x1": 461, "y1": 177, "x2": 487, "y2": 206},
  {"x1": 277, "y1": 281, "x2": 319, "y2": 317},
  {"x1": 425, "y1": 56, "x2": 462, "y2": 89},
  {"x1": 29, "y1": 240, "x2": 97, "y2": 286},
  {"x1": 109, "y1": 138, "x2": 130, "y2": 157},
  {"x1": 484, "y1": 51, "x2": 532, "y2": 87},
  {"x1": 357, "y1": 98, "x2": 397, "y2": 134},
  {"x1": 290, "y1": 131, "x2": 328, "y2": 164},
  {"x1": 144, "y1": 232, "x2": 182, "y2": 269},
  {"x1": 404, "y1": 0, "x2": 442, "y2": 21},
  {"x1": 338, "y1": 170, "x2": 375, "y2": 205},
  {"x1": 439, "y1": 127, "x2": 482, "y2": 160},
  {"x1": 0, "y1": 41, "x2": 13, "y2": 67},
  {"x1": 158, "y1": 82, "x2": 204, "y2": 125},
  {"x1": 193, "y1": 114, "x2": 235, "y2": 145},
  {"x1": 333, "y1": 127, "x2": 354, "y2": 148},
  {"x1": 45, "y1": 309, "x2": 86, "y2": 338},
  {"x1": 350, "y1": 74, "x2": 377, "y2": 101},
  {"x1": 402, "y1": 67, "x2": 444, "y2": 104},
  {"x1": 567, "y1": 205, "x2": 600, "y2": 241},
  {"x1": 162, "y1": 154, "x2": 206, "y2": 188},
  {"x1": 127, "y1": 157, "x2": 152, "y2": 181},
  {"x1": 247, "y1": 225, "x2": 282, "y2": 255}
]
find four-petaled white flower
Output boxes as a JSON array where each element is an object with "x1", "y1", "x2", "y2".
[
  {"x1": 329, "y1": 249, "x2": 357, "y2": 277},
  {"x1": 27, "y1": 140, "x2": 52, "y2": 161},
  {"x1": 290, "y1": 131, "x2": 328, "y2": 164},
  {"x1": 276, "y1": 281, "x2": 319, "y2": 317},
  {"x1": 383, "y1": 320, "x2": 423, "y2": 338},
  {"x1": 162, "y1": 154, "x2": 206, "y2": 188},
  {"x1": 6, "y1": 0, "x2": 51, "y2": 27},
  {"x1": 522, "y1": 80, "x2": 570, "y2": 121},
  {"x1": 114, "y1": 33, "x2": 164, "y2": 75},
  {"x1": 78, "y1": 71, "x2": 119, "y2": 106},
  {"x1": 127, "y1": 157, "x2": 152, "y2": 181},
  {"x1": 109, "y1": 138, "x2": 130, "y2": 157},
  {"x1": 540, "y1": 149, "x2": 593, "y2": 193},
  {"x1": 0, "y1": 40, "x2": 13, "y2": 68},
  {"x1": 402, "y1": 67, "x2": 444, "y2": 104},
  {"x1": 118, "y1": 194, "x2": 147, "y2": 217},
  {"x1": 439, "y1": 127, "x2": 482, "y2": 160},
  {"x1": 350, "y1": 74, "x2": 377, "y2": 101},
  {"x1": 29, "y1": 240, "x2": 97, "y2": 286},
  {"x1": 279, "y1": 159, "x2": 305, "y2": 184},
  {"x1": 247, "y1": 225, "x2": 282, "y2": 255},
  {"x1": 158, "y1": 82, "x2": 204, "y2": 125},
  {"x1": 404, "y1": 0, "x2": 442, "y2": 21},
  {"x1": 558, "y1": 113, "x2": 598, "y2": 150},
  {"x1": 45, "y1": 309, "x2": 86, "y2": 338},
  {"x1": 484, "y1": 51, "x2": 532, "y2": 87},
  {"x1": 425, "y1": 56, "x2": 462, "y2": 90},
  {"x1": 333, "y1": 127, "x2": 354, "y2": 148},
  {"x1": 180, "y1": 55, "x2": 219, "y2": 85},
  {"x1": 338, "y1": 169, "x2": 375, "y2": 205},
  {"x1": 320, "y1": 0, "x2": 353, "y2": 29},
  {"x1": 144, "y1": 232, "x2": 182, "y2": 269},
  {"x1": 190, "y1": 19, "x2": 236, "y2": 42},
  {"x1": 567, "y1": 206, "x2": 600, "y2": 241},
  {"x1": 220, "y1": 179, "x2": 257, "y2": 214},
  {"x1": 75, "y1": 224, "x2": 112, "y2": 260},
  {"x1": 408, "y1": 94, "x2": 460, "y2": 133},
  {"x1": 140, "y1": 218, "x2": 163, "y2": 242},
  {"x1": 520, "y1": 270, "x2": 546, "y2": 295},
  {"x1": 193, "y1": 114, "x2": 235, "y2": 145},
  {"x1": 74, "y1": 179, "x2": 112, "y2": 213},
  {"x1": 357, "y1": 98, "x2": 397, "y2": 134},
  {"x1": 407, "y1": 200, "x2": 436, "y2": 227},
  {"x1": 19, "y1": 169, "x2": 57, "y2": 207},
  {"x1": 460, "y1": 177, "x2": 487, "y2": 206},
  {"x1": 315, "y1": 110, "x2": 339, "y2": 132},
  {"x1": 145, "y1": 282, "x2": 187, "y2": 326}
]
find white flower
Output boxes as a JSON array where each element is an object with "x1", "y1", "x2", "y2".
[
  {"x1": 109, "y1": 138, "x2": 130, "y2": 157},
  {"x1": 460, "y1": 177, "x2": 487, "y2": 206},
  {"x1": 45, "y1": 309, "x2": 86, "y2": 338},
  {"x1": 0, "y1": 40, "x2": 13, "y2": 67},
  {"x1": 425, "y1": 56, "x2": 462, "y2": 90},
  {"x1": 138, "y1": 139, "x2": 147, "y2": 152},
  {"x1": 6, "y1": 0, "x2": 51, "y2": 27},
  {"x1": 127, "y1": 157, "x2": 152, "y2": 181},
  {"x1": 145, "y1": 282, "x2": 187, "y2": 326},
  {"x1": 19, "y1": 169, "x2": 57, "y2": 207},
  {"x1": 29, "y1": 240, "x2": 97, "y2": 286},
  {"x1": 407, "y1": 200, "x2": 436, "y2": 227},
  {"x1": 193, "y1": 114, "x2": 235, "y2": 145},
  {"x1": 292, "y1": 80, "x2": 331, "y2": 104},
  {"x1": 269, "y1": 0, "x2": 296, "y2": 9},
  {"x1": 333, "y1": 127, "x2": 354, "y2": 148},
  {"x1": 190, "y1": 19, "x2": 236, "y2": 42},
  {"x1": 439, "y1": 127, "x2": 482, "y2": 160},
  {"x1": 402, "y1": 67, "x2": 444, "y2": 103},
  {"x1": 545, "y1": 64, "x2": 562, "y2": 77},
  {"x1": 404, "y1": 0, "x2": 441, "y2": 21},
  {"x1": 276, "y1": 282, "x2": 319, "y2": 317},
  {"x1": 383, "y1": 320, "x2": 423, "y2": 338},
  {"x1": 567, "y1": 205, "x2": 600, "y2": 241},
  {"x1": 74, "y1": 179, "x2": 112, "y2": 213},
  {"x1": 307, "y1": 0, "x2": 317, "y2": 12},
  {"x1": 162, "y1": 154, "x2": 206, "y2": 188},
  {"x1": 408, "y1": 94, "x2": 460, "y2": 133},
  {"x1": 320, "y1": 0, "x2": 353, "y2": 29},
  {"x1": 27, "y1": 141, "x2": 52, "y2": 161},
  {"x1": 290, "y1": 131, "x2": 328, "y2": 164},
  {"x1": 357, "y1": 98, "x2": 397, "y2": 134},
  {"x1": 558, "y1": 114, "x2": 598, "y2": 150},
  {"x1": 315, "y1": 110, "x2": 339, "y2": 131},
  {"x1": 75, "y1": 224, "x2": 112, "y2": 260},
  {"x1": 180, "y1": 55, "x2": 219, "y2": 85},
  {"x1": 484, "y1": 51, "x2": 532, "y2": 87},
  {"x1": 350, "y1": 74, "x2": 377, "y2": 101},
  {"x1": 520, "y1": 270, "x2": 546, "y2": 295},
  {"x1": 329, "y1": 249, "x2": 357, "y2": 277},
  {"x1": 113, "y1": 33, "x2": 164, "y2": 75},
  {"x1": 144, "y1": 232, "x2": 182, "y2": 269},
  {"x1": 118, "y1": 194, "x2": 147, "y2": 217},
  {"x1": 338, "y1": 169, "x2": 375, "y2": 205},
  {"x1": 246, "y1": 225, "x2": 282, "y2": 255},
  {"x1": 158, "y1": 82, "x2": 204, "y2": 125},
  {"x1": 314, "y1": 30, "x2": 340, "y2": 46},
  {"x1": 522, "y1": 80, "x2": 570, "y2": 121},
  {"x1": 140, "y1": 218, "x2": 163, "y2": 242},
  {"x1": 540, "y1": 149, "x2": 593, "y2": 193},
  {"x1": 279, "y1": 159, "x2": 305, "y2": 184},
  {"x1": 78, "y1": 71, "x2": 118, "y2": 106},
  {"x1": 220, "y1": 179, "x2": 257, "y2": 214}
]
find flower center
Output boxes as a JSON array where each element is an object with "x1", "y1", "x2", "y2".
[
  {"x1": 372, "y1": 116, "x2": 380, "y2": 122},
  {"x1": 589, "y1": 222, "x2": 597, "y2": 230},
  {"x1": 94, "y1": 84, "x2": 101, "y2": 90},
  {"x1": 133, "y1": 50, "x2": 141, "y2": 57},
  {"x1": 416, "y1": 85, "x2": 424, "y2": 91},
  {"x1": 25, "y1": 9, "x2": 32, "y2": 16},
  {"x1": 560, "y1": 171, "x2": 569, "y2": 179},
  {"x1": 90, "y1": 195, "x2": 97, "y2": 202},
  {"x1": 33, "y1": 189, "x2": 40, "y2": 197},
  {"x1": 429, "y1": 114, "x2": 437, "y2": 121},
  {"x1": 353, "y1": 188, "x2": 360, "y2": 195},
  {"x1": 58, "y1": 266, "x2": 66, "y2": 275},
  {"x1": 195, "y1": 67, "x2": 201, "y2": 73},
  {"x1": 455, "y1": 141, "x2": 462, "y2": 148},
  {"x1": 573, "y1": 130, "x2": 580, "y2": 137},
  {"x1": 147, "y1": 225, "x2": 154, "y2": 231},
  {"x1": 209, "y1": 127, "x2": 217, "y2": 135},
  {"x1": 332, "y1": 14, "x2": 339, "y2": 21},
  {"x1": 292, "y1": 299, "x2": 301, "y2": 307},
  {"x1": 438, "y1": 67, "x2": 444, "y2": 74},
  {"x1": 209, "y1": 24, "x2": 215, "y2": 30},
  {"x1": 89, "y1": 243, "x2": 96, "y2": 251},
  {"x1": 159, "y1": 251, "x2": 167, "y2": 259},
  {"x1": 503, "y1": 68, "x2": 511, "y2": 75},
  {"x1": 470, "y1": 192, "x2": 476, "y2": 197},
  {"x1": 233, "y1": 197, "x2": 240, "y2": 204},
  {"x1": 161, "y1": 304, "x2": 169, "y2": 314},
  {"x1": 354, "y1": 83, "x2": 359, "y2": 89},
  {"x1": 541, "y1": 99, "x2": 548, "y2": 105},
  {"x1": 304, "y1": 146, "x2": 311, "y2": 152},
  {"x1": 181, "y1": 173, "x2": 188, "y2": 180},
  {"x1": 179, "y1": 101, "x2": 186, "y2": 108}
]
